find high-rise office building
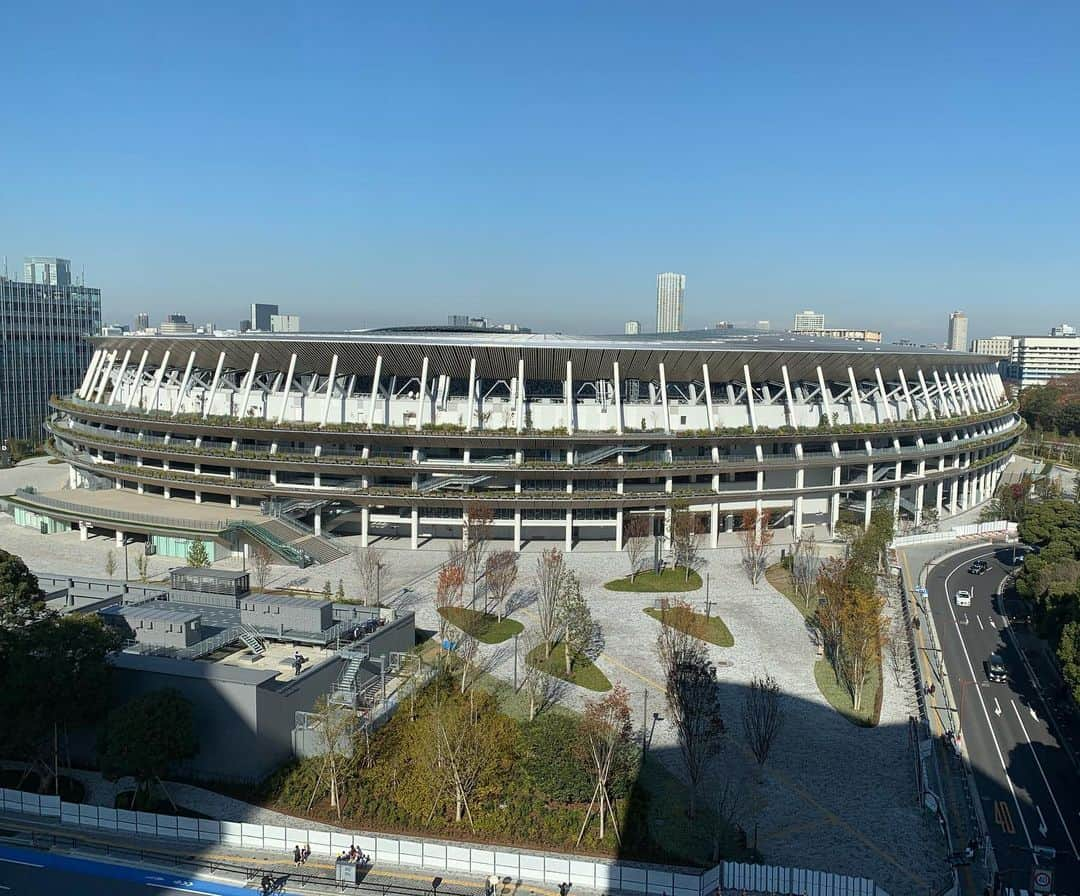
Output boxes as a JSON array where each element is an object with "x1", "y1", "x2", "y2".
[
  {"x1": 1004, "y1": 335, "x2": 1080, "y2": 387},
  {"x1": 793, "y1": 310, "x2": 825, "y2": 332},
  {"x1": 159, "y1": 314, "x2": 195, "y2": 335},
  {"x1": 0, "y1": 260, "x2": 100, "y2": 442},
  {"x1": 947, "y1": 311, "x2": 968, "y2": 351},
  {"x1": 23, "y1": 257, "x2": 72, "y2": 287},
  {"x1": 134, "y1": 312, "x2": 150, "y2": 331},
  {"x1": 270, "y1": 314, "x2": 300, "y2": 333},
  {"x1": 624, "y1": 320, "x2": 641, "y2": 335},
  {"x1": 239, "y1": 319, "x2": 251, "y2": 333},
  {"x1": 655, "y1": 273, "x2": 685, "y2": 333},
  {"x1": 250, "y1": 303, "x2": 279, "y2": 332}
]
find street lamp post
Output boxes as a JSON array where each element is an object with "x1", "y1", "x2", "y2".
[
  {"x1": 513, "y1": 633, "x2": 519, "y2": 690},
  {"x1": 704, "y1": 572, "x2": 711, "y2": 618}
]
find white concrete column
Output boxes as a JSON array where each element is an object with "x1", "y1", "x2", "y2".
[
  {"x1": 413, "y1": 355, "x2": 428, "y2": 432},
  {"x1": 710, "y1": 504, "x2": 719, "y2": 549},
  {"x1": 830, "y1": 466, "x2": 841, "y2": 531},
  {"x1": 936, "y1": 480, "x2": 944, "y2": 516},
  {"x1": 360, "y1": 506, "x2": 370, "y2": 547},
  {"x1": 565, "y1": 359, "x2": 574, "y2": 433},
  {"x1": 320, "y1": 353, "x2": 340, "y2": 428},
  {"x1": 794, "y1": 469, "x2": 804, "y2": 534},
  {"x1": 514, "y1": 509, "x2": 522, "y2": 552},
  {"x1": 965, "y1": 370, "x2": 989, "y2": 412},
  {"x1": 944, "y1": 370, "x2": 969, "y2": 416},
  {"x1": 367, "y1": 355, "x2": 383, "y2": 429},
  {"x1": 465, "y1": 358, "x2": 477, "y2": 431},
  {"x1": 141, "y1": 349, "x2": 170, "y2": 415},
  {"x1": 237, "y1": 351, "x2": 260, "y2": 420},
  {"x1": 781, "y1": 365, "x2": 798, "y2": 429},
  {"x1": 914, "y1": 483, "x2": 925, "y2": 526},
  {"x1": 847, "y1": 367, "x2": 866, "y2": 423},
  {"x1": 916, "y1": 369, "x2": 937, "y2": 420},
  {"x1": 864, "y1": 464, "x2": 874, "y2": 529},
  {"x1": 275, "y1": 353, "x2": 298, "y2": 425},
  {"x1": 78, "y1": 348, "x2": 104, "y2": 398},
  {"x1": 123, "y1": 350, "x2": 150, "y2": 411},
  {"x1": 516, "y1": 358, "x2": 526, "y2": 433},
  {"x1": 79, "y1": 521, "x2": 89, "y2": 541},
  {"x1": 743, "y1": 364, "x2": 758, "y2": 432},
  {"x1": 874, "y1": 367, "x2": 894, "y2": 422},
  {"x1": 565, "y1": 510, "x2": 573, "y2": 550},
  {"x1": 202, "y1": 351, "x2": 227, "y2": 419},
  {"x1": 897, "y1": 368, "x2": 917, "y2": 421},
  {"x1": 658, "y1": 362, "x2": 671, "y2": 433},
  {"x1": 94, "y1": 350, "x2": 119, "y2": 404},
  {"x1": 702, "y1": 363, "x2": 715, "y2": 430},
  {"x1": 410, "y1": 507, "x2": 419, "y2": 549},
  {"x1": 194, "y1": 492, "x2": 203, "y2": 504},
  {"x1": 314, "y1": 510, "x2": 322, "y2": 536},
  {"x1": 109, "y1": 348, "x2": 133, "y2": 405},
  {"x1": 816, "y1": 365, "x2": 833, "y2": 423},
  {"x1": 613, "y1": 361, "x2": 624, "y2": 435},
  {"x1": 171, "y1": 351, "x2": 197, "y2": 416}
]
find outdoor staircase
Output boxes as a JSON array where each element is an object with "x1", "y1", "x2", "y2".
[
  {"x1": 418, "y1": 473, "x2": 493, "y2": 493},
  {"x1": 239, "y1": 628, "x2": 266, "y2": 659},
  {"x1": 576, "y1": 444, "x2": 650, "y2": 465},
  {"x1": 329, "y1": 644, "x2": 370, "y2": 708}
]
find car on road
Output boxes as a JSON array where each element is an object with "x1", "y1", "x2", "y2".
[
  {"x1": 955, "y1": 589, "x2": 972, "y2": 607},
  {"x1": 968, "y1": 560, "x2": 990, "y2": 575},
  {"x1": 1003, "y1": 597, "x2": 1032, "y2": 625},
  {"x1": 986, "y1": 653, "x2": 1008, "y2": 683}
]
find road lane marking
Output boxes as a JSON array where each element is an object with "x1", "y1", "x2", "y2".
[
  {"x1": 994, "y1": 801, "x2": 1016, "y2": 834},
  {"x1": 1037, "y1": 805, "x2": 1049, "y2": 838},
  {"x1": 943, "y1": 552, "x2": 1034, "y2": 851},
  {"x1": 1010, "y1": 698, "x2": 1080, "y2": 858},
  {"x1": 0, "y1": 857, "x2": 42, "y2": 867},
  {"x1": 994, "y1": 697, "x2": 1002, "y2": 716},
  {"x1": 977, "y1": 615, "x2": 984, "y2": 630}
]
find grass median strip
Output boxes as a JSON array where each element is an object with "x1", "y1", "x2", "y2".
[
  {"x1": 643, "y1": 605, "x2": 734, "y2": 647},
  {"x1": 605, "y1": 568, "x2": 702, "y2": 593},
  {"x1": 526, "y1": 641, "x2": 612, "y2": 692},
  {"x1": 437, "y1": 606, "x2": 523, "y2": 644}
]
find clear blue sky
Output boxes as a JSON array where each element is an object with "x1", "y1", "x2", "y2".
[{"x1": 3, "y1": 2, "x2": 1080, "y2": 343}]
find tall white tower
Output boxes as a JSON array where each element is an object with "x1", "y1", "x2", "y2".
[
  {"x1": 655, "y1": 273, "x2": 685, "y2": 333},
  {"x1": 947, "y1": 311, "x2": 968, "y2": 351}
]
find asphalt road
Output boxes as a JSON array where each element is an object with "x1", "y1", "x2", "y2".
[
  {"x1": 0, "y1": 842, "x2": 280, "y2": 895},
  {"x1": 924, "y1": 544, "x2": 1080, "y2": 895}
]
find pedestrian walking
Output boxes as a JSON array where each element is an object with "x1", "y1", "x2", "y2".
[
  {"x1": 293, "y1": 845, "x2": 302, "y2": 867},
  {"x1": 301, "y1": 844, "x2": 311, "y2": 864}
]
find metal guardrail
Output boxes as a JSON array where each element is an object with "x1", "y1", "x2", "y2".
[
  {"x1": 175, "y1": 624, "x2": 245, "y2": 660},
  {"x1": 13, "y1": 489, "x2": 226, "y2": 532}
]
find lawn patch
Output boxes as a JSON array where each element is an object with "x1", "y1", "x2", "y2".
[
  {"x1": 813, "y1": 658, "x2": 882, "y2": 728},
  {"x1": 438, "y1": 606, "x2": 524, "y2": 644},
  {"x1": 764, "y1": 562, "x2": 818, "y2": 619},
  {"x1": 643, "y1": 606, "x2": 734, "y2": 647},
  {"x1": 605, "y1": 568, "x2": 702, "y2": 593},
  {"x1": 526, "y1": 641, "x2": 611, "y2": 692}
]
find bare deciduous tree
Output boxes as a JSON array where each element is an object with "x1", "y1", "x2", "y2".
[
  {"x1": 711, "y1": 776, "x2": 749, "y2": 862},
  {"x1": 352, "y1": 545, "x2": 386, "y2": 605},
  {"x1": 435, "y1": 559, "x2": 466, "y2": 665},
  {"x1": 576, "y1": 685, "x2": 633, "y2": 845},
  {"x1": 464, "y1": 502, "x2": 495, "y2": 607},
  {"x1": 306, "y1": 696, "x2": 359, "y2": 821},
  {"x1": 742, "y1": 673, "x2": 784, "y2": 766},
  {"x1": 456, "y1": 631, "x2": 479, "y2": 693},
  {"x1": 740, "y1": 508, "x2": 774, "y2": 586},
  {"x1": 885, "y1": 614, "x2": 908, "y2": 687},
  {"x1": 250, "y1": 544, "x2": 273, "y2": 593},
  {"x1": 791, "y1": 535, "x2": 821, "y2": 611},
  {"x1": 534, "y1": 548, "x2": 567, "y2": 659},
  {"x1": 484, "y1": 551, "x2": 518, "y2": 621},
  {"x1": 657, "y1": 615, "x2": 725, "y2": 818},
  {"x1": 104, "y1": 550, "x2": 117, "y2": 579},
  {"x1": 671, "y1": 505, "x2": 704, "y2": 582},
  {"x1": 520, "y1": 630, "x2": 557, "y2": 721},
  {"x1": 624, "y1": 515, "x2": 651, "y2": 582}
]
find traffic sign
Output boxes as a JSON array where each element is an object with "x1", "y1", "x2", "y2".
[{"x1": 1031, "y1": 867, "x2": 1053, "y2": 893}]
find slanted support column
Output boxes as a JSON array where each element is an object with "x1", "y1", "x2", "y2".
[
  {"x1": 276, "y1": 353, "x2": 297, "y2": 425},
  {"x1": 171, "y1": 351, "x2": 197, "y2": 417},
  {"x1": 413, "y1": 356, "x2": 428, "y2": 432},
  {"x1": 702, "y1": 363, "x2": 715, "y2": 430},
  {"x1": 565, "y1": 359, "x2": 574, "y2": 433},
  {"x1": 830, "y1": 466, "x2": 841, "y2": 531},
  {"x1": 915, "y1": 369, "x2": 936, "y2": 420},
  {"x1": 466, "y1": 358, "x2": 477, "y2": 431},
  {"x1": 847, "y1": 367, "x2": 866, "y2": 424},
  {"x1": 94, "y1": 350, "x2": 119, "y2": 404},
  {"x1": 367, "y1": 355, "x2": 383, "y2": 429},
  {"x1": 516, "y1": 358, "x2": 526, "y2": 433},
  {"x1": 874, "y1": 367, "x2": 894, "y2": 422},
  {"x1": 658, "y1": 363, "x2": 670, "y2": 433},
  {"x1": 743, "y1": 364, "x2": 758, "y2": 432},
  {"x1": 864, "y1": 464, "x2": 874, "y2": 530},
  {"x1": 816, "y1": 365, "x2": 833, "y2": 423},
  {"x1": 237, "y1": 351, "x2": 260, "y2": 420},
  {"x1": 897, "y1": 368, "x2": 917, "y2": 421},
  {"x1": 321, "y1": 353, "x2": 340, "y2": 428},
  {"x1": 124, "y1": 350, "x2": 150, "y2": 411},
  {"x1": 78, "y1": 349, "x2": 104, "y2": 398},
  {"x1": 781, "y1": 365, "x2": 798, "y2": 429},
  {"x1": 108, "y1": 349, "x2": 132, "y2": 406},
  {"x1": 203, "y1": 351, "x2": 227, "y2": 419},
  {"x1": 613, "y1": 361, "x2": 624, "y2": 435}
]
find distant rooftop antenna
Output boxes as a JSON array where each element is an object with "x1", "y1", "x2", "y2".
[{"x1": 81, "y1": 265, "x2": 85, "y2": 286}]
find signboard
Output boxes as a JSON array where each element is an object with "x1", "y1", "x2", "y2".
[{"x1": 1031, "y1": 867, "x2": 1053, "y2": 894}]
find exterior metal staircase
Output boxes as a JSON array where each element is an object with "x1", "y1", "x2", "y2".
[
  {"x1": 418, "y1": 473, "x2": 493, "y2": 493},
  {"x1": 329, "y1": 644, "x2": 370, "y2": 708},
  {"x1": 576, "y1": 444, "x2": 650, "y2": 465},
  {"x1": 238, "y1": 628, "x2": 266, "y2": 659}
]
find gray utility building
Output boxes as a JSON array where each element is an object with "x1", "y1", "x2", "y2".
[
  {"x1": 102, "y1": 604, "x2": 202, "y2": 649},
  {"x1": 169, "y1": 567, "x2": 250, "y2": 608},
  {"x1": 0, "y1": 258, "x2": 101, "y2": 442},
  {"x1": 241, "y1": 594, "x2": 333, "y2": 637}
]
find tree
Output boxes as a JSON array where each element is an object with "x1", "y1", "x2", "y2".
[
  {"x1": 322, "y1": 579, "x2": 333, "y2": 599},
  {"x1": 250, "y1": 543, "x2": 273, "y2": 592},
  {"x1": 352, "y1": 546, "x2": 385, "y2": 605},
  {"x1": 671, "y1": 505, "x2": 703, "y2": 582},
  {"x1": 463, "y1": 502, "x2": 495, "y2": 607},
  {"x1": 656, "y1": 612, "x2": 725, "y2": 818},
  {"x1": 484, "y1": 551, "x2": 518, "y2": 622},
  {"x1": 885, "y1": 614, "x2": 909, "y2": 687},
  {"x1": 186, "y1": 539, "x2": 209, "y2": 568},
  {"x1": 624, "y1": 516, "x2": 651, "y2": 582},
  {"x1": 839, "y1": 588, "x2": 888, "y2": 711},
  {"x1": 435, "y1": 558, "x2": 466, "y2": 663},
  {"x1": 790, "y1": 535, "x2": 821, "y2": 611},
  {"x1": 104, "y1": 549, "x2": 118, "y2": 578},
  {"x1": 305, "y1": 696, "x2": 359, "y2": 821},
  {"x1": 135, "y1": 550, "x2": 150, "y2": 583},
  {"x1": 520, "y1": 630, "x2": 557, "y2": 721},
  {"x1": 99, "y1": 689, "x2": 198, "y2": 810},
  {"x1": 534, "y1": 548, "x2": 567, "y2": 659},
  {"x1": 742, "y1": 673, "x2": 784, "y2": 766},
  {"x1": 336, "y1": 579, "x2": 345, "y2": 601},
  {"x1": 576, "y1": 685, "x2": 633, "y2": 845},
  {"x1": 558, "y1": 571, "x2": 595, "y2": 676},
  {"x1": 740, "y1": 508, "x2": 774, "y2": 585},
  {"x1": 0, "y1": 549, "x2": 45, "y2": 629}
]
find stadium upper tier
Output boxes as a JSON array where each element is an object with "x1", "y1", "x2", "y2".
[{"x1": 41, "y1": 329, "x2": 1021, "y2": 559}]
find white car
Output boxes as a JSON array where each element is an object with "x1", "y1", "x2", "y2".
[{"x1": 955, "y1": 589, "x2": 972, "y2": 607}]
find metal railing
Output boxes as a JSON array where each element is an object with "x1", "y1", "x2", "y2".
[{"x1": 12, "y1": 489, "x2": 227, "y2": 532}]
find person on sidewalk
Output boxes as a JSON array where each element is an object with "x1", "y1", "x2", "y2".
[{"x1": 293, "y1": 845, "x2": 302, "y2": 867}]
